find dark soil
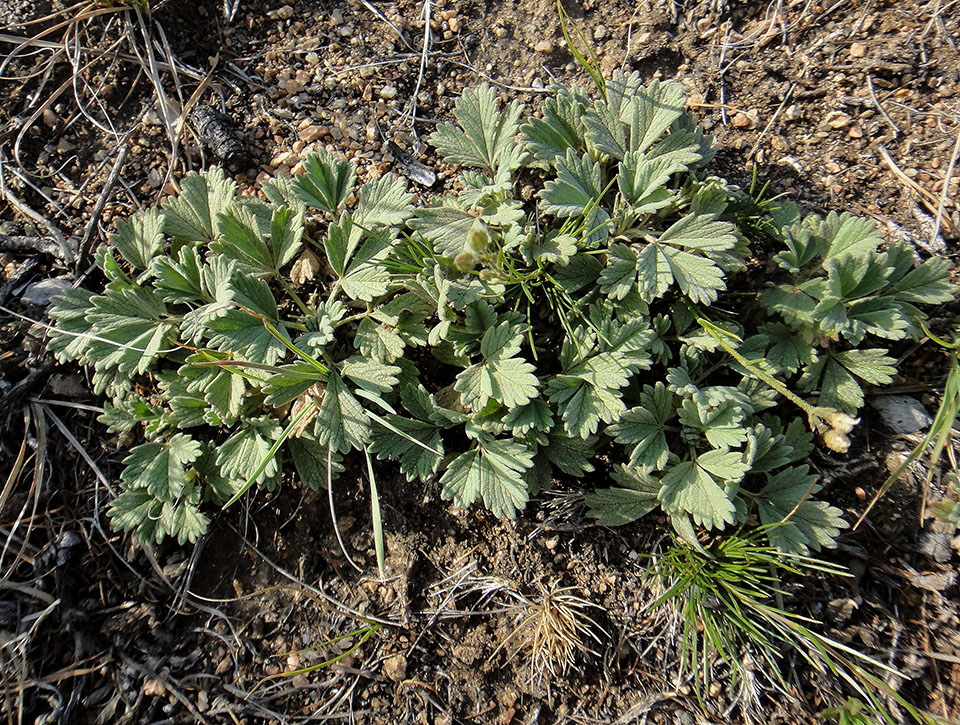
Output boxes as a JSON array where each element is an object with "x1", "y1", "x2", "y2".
[{"x1": 1, "y1": 0, "x2": 959, "y2": 722}]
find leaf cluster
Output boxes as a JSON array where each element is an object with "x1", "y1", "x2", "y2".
[{"x1": 47, "y1": 75, "x2": 955, "y2": 555}]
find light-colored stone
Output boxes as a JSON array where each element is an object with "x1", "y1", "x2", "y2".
[
  {"x1": 22, "y1": 278, "x2": 71, "y2": 307},
  {"x1": 379, "y1": 85, "x2": 398, "y2": 99},
  {"x1": 594, "y1": 24, "x2": 607, "y2": 40},
  {"x1": 534, "y1": 39, "x2": 554, "y2": 54},
  {"x1": 298, "y1": 125, "x2": 326, "y2": 143},
  {"x1": 276, "y1": 5, "x2": 293, "y2": 19},
  {"x1": 732, "y1": 110, "x2": 758, "y2": 129},
  {"x1": 849, "y1": 41, "x2": 867, "y2": 58}
]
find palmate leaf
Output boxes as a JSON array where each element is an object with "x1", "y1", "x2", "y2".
[
  {"x1": 821, "y1": 211, "x2": 883, "y2": 261},
  {"x1": 542, "y1": 430, "x2": 597, "y2": 476},
  {"x1": 84, "y1": 285, "x2": 178, "y2": 382},
  {"x1": 99, "y1": 395, "x2": 172, "y2": 438},
  {"x1": 624, "y1": 78, "x2": 687, "y2": 155},
  {"x1": 409, "y1": 202, "x2": 476, "y2": 258},
  {"x1": 800, "y1": 349, "x2": 896, "y2": 413},
  {"x1": 111, "y1": 207, "x2": 165, "y2": 271},
  {"x1": 340, "y1": 233, "x2": 393, "y2": 301},
  {"x1": 659, "y1": 449, "x2": 749, "y2": 530},
  {"x1": 428, "y1": 83, "x2": 526, "y2": 176},
  {"x1": 609, "y1": 382, "x2": 673, "y2": 470},
  {"x1": 120, "y1": 433, "x2": 203, "y2": 501},
  {"x1": 162, "y1": 166, "x2": 237, "y2": 243},
  {"x1": 356, "y1": 317, "x2": 405, "y2": 362},
  {"x1": 204, "y1": 274, "x2": 290, "y2": 365},
  {"x1": 216, "y1": 417, "x2": 283, "y2": 490},
  {"x1": 440, "y1": 435, "x2": 534, "y2": 518},
  {"x1": 617, "y1": 152, "x2": 677, "y2": 213},
  {"x1": 368, "y1": 414, "x2": 444, "y2": 481},
  {"x1": 755, "y1": 466, "x2": 847, "y2": 554},
  {"x1": 47, "y1": 287, "x2": 97, "y2": 363},
  {"x1": 455, "y1": 320, "x2": 539, "y2": 410},
  {"x1": 293, "y1": 148, "x2": 356, "y2": 214},
  {"x1": 635, "y1": 213, "x2": 736, "y2": 304},
  {"x1": 540, "y1": 149, "x2": 611, "y2": 239},
  {"x1": 109, "y1": 485, "x2": 208, "y2": 545},
  {"x1": 585, "y1": 464, "x2": 660, "y2": 526},
  {"x1": 521, "y1": 82, "x2": 588, "y2": 161},
  {"x1": 212, "y1": 203, "x2": 304, "y2": 275},
  {"x1": 354, "y1": 174, "x2": 414, "y2": 228},
  {"x1": 287, "y1": 435, "x2": 344, "y2": 490},
  {"x1": 315, "y1": 372, "x2": 369, "y2": 453}
]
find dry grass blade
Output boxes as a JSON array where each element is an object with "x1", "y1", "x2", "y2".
[{"x1": 497, "y1": 585, "x2": 604, "y2": 685}]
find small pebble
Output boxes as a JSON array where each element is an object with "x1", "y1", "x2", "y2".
[
  {"x1": 534, "y1": 39, "x2": 554, "y2": 54},
  {"x1": 42, "y1": 108, "x2": 58, "y2": 128},
  {"x1": 276, "y1": 4, "x2": 293, "y2": 19},
  {"x1": 732, "y1": 110, "x2": 758, "y2": 129},
  {"x1": 594, "y1": 24, "x2": 607, "y2": 40},
  {"x1": 305, "y1": 51, "x2": 319, "y2": 67},
  {"x1": 330, "y1": 8, "x2": 343, "y2": 24},
  {"x1": 849, "y1": 41, "x2": 867, "y2": 58},
  {"x1": 379, "y1": 85, "x2": 398, "y2": 99},
  {"x1": 784, "y1": 103, "x2": 801, "y2": 121}
]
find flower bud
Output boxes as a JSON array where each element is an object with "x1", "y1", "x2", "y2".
[
  {"x1": 454, "y1": 251, "x2": 476, "y2": 272},
  {"x1": 823, "y1": 428, "x2": 851, "y2": 454},
  {"x1": 466, "y1": 218, "x2": 489, "y2": 252},
  {"x1": 826, "y1": 411, "x2": 859, "y2": 434}
]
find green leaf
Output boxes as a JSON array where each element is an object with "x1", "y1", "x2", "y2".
[
  {"x1": 85, "y1": 285, "x2": 178, "y2": 380},
  {"x1": 503, "y1": 398, "x2": 555, "y2": 435},
  {"x1": 617, "y1": 152, "x2": 676, "y2": 213},
  {"x1": 288, "y1": 435, "x2": 343, "y2": 490},
  {"x1": 659, "y1": 449, "x2": 748, "y2": 529},
  {"x1": 454, "y1": 321, "x2": 539, "y2": 410},
  {"x1": 521, "y1": 82, "x2": 588, "y2": 161},
  {"x1": 609, "y1": 382, "x2": 673, "y2": 470},
  {"x1": 120, "y1": 433, "x2": 202, "y2": 500},
  {"x1": 217, "y1": 417, "x2": 283, "y2": 489},
  {"x1": 440, "y1": 436, "x2": 534, "y2": 518},
  {"x1": 756, "y1": 466, "x2": 847, "y2": 554},
  {"x1": 341, "y1": 233, "x2": 393, "y2": 301},
  {"x1": 623, "y1": 78, "x2": 687, "y2": 154},
  {"x1": 523, "y1": 230, "x2": 578, "y2": 267},
  {"x1": 540, "y1": 150, "x2": 611, "y2": 238},
  {"x1": 111, "y1": 207, "x2": 165, "y2": 271},
  {"x1": 543, "y1": 430, "x2": 597, "y2": 476},
  {"x1": 269, "y1": 204, "x2": 304, "y2": 268},
  {"x1": 633, "y1": 213, "x2": 735, "y2": 304},
  {"x1": 599, "y1": 244, "x2": 638, "y2": 300},
  {"x1": 887, "y1": 247, "x2": 954, "y2": 305},
  {"x1": 428, "y1": 83, "x2": 526, "y2": 176},
  {"x1": 585, "y1": 464, "x2": 660, "y2": 525},
  {"x1": 99, "y1": 395, "x2": 171, "y2": 438},
  {"x1": 315, "y1": 372, "x2": 369, "y2": 453},
  {"x1": 108, "y1": 489, "x2": 164, "y2": 543},
  {"x1": 368, "y1": 414, "x2": 444, "y2": 481},
  {"x1": 823, "y1": 212, "x2": 883, "y2": 260},
  {"x1": 293, "y1": 149, "x2": 357, "y2": 214},
  {"x1": 678, "y1": 395, "x2": 747, "y2": 449},
  {"x1": 213, "y1": 202, "x2": 274, "y2": 274},
  {"x1": 158, "y1": 485, "x2": 210, "y2": 545},
  {"x1": 340, "y1": 355, "x2": 400, "y2": 394},
  {"x1": 354, "y1": 174, "x2": 414, "y2": 228},
  {"x1": 356, "y1": 317, "x2": 405, "y2": 363},
  {"x1": 162, "y1": 166, "x2": 236, "y2": 243},
  {"x1": 408, "y1": 202, "x2": 476, "y2": 258},
  {"x1": 803, "y1": 349, "x2": 896, "y2": 413}
]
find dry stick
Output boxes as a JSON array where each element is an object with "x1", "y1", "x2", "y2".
[
  {"x1": 877, "y1": 144, "x2": 959, "y2": 237},
  {"x1": 930, "y1": 125, "x2": 960, "y2": 247},
  {"x1": 747, "y1": 82, "x2": 795, "y2": 162},
  {"x1": 867, "y1": 74, "x2": 900, "y2": 137},
  {"x1": 0, "y1": 163, "x2": 75, "y2": 266},
  {"x1": 77, "y1": 137, "x2": 130, "y2": 269}
]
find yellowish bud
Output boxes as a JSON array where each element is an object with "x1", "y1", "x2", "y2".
[
  {"x1": 826, "y1": 411, "x2": 859, "y2": 434},
  {"x1": 454, "y1": 251, "x2": 476, "y2": 272},
  {"x1": 466, "y1": 218, "x2": 489, "y2": 252},
  {"x1": 823, "y1": 429, "x2": 851, "y2": 454}
]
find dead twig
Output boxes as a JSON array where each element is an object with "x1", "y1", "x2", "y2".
[
  {"x1": 867, "y1": 74, "x2": 900, "y2": 138},
  {"x1": 930, "y1": 125, "x2": 960, "y2": 246},
  {"x1": 877, "y1": 144, "x2": 958, "y2": 237}
]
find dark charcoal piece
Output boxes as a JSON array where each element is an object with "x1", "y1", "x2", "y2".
[
  {"x1": 190, "y1": 105, "x2": 247, "y2": 168},
  {"x1": 386, "y1": 141, "x2": 436, "y2": 187}
]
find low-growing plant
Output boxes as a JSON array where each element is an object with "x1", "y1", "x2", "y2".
[
  {"x1": 46, "y1": 72, "x2": 954, "y2": 562},
  {"x1": 646, "y1": 529, "x2": 938, "y2": 723}
]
